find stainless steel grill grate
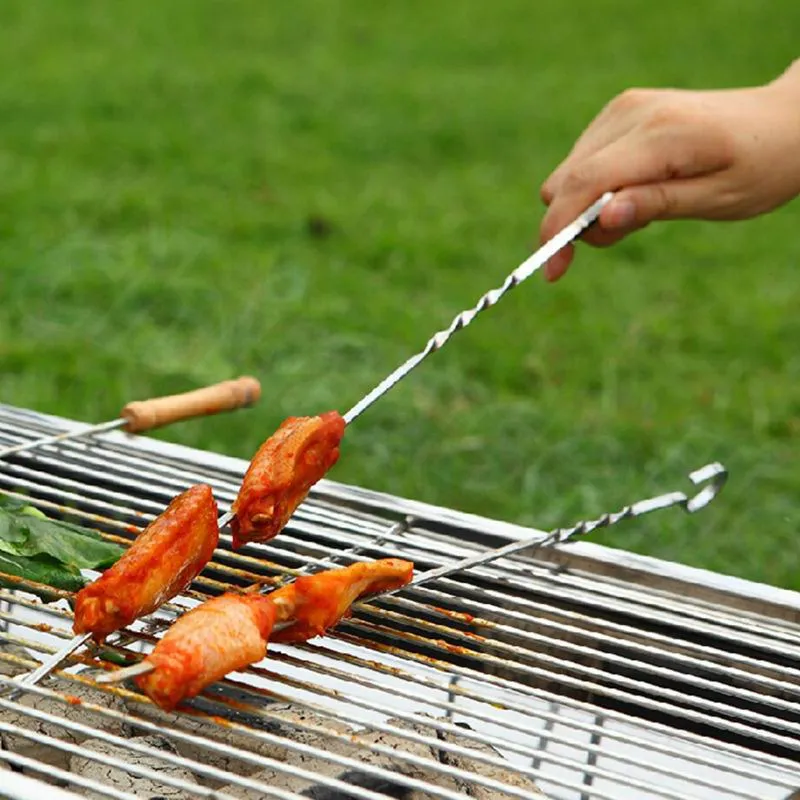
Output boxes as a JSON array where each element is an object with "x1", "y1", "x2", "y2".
[{"x1": 0, "y1": 402, "x2": 798, "y2": 799}]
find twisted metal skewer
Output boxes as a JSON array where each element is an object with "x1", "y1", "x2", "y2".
[
  {"x1": 342, "y1": 192, "x2": 614, "y2": 424},
  {"x1": 216, "y1": 195, "x2": 614, "y2": 521},
  {"x1": 7, "y1": 193, "x2": 614, "y2": 692},
  {"x1": 92, "y1": 463, "x2": 728, "y2": 687},
  {"x1": 396, "y1": 461, "x2": 728, "y2": 591}
]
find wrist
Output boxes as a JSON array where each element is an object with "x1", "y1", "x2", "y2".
[
  {"x1": 769, "y1": 58, "x2": 800, "y2": 103},
  {"x1": 766, "y1": 60, "x2": 800, "y2": 198}
]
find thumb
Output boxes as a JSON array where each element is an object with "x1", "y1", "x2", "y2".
[{"x1": 600, "y1": 178, "x2": 718, "y2": 230}]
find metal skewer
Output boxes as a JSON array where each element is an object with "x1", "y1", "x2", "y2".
[
  {"x1": 10, "y1": 632, "x2": 94, "y2": 693},
  {"x1": 0, "y1": 376, "x2": 262, "y2": 459},
  {"x1": 399, "y1": 461, "x2": 728, "y2": 591},
  {"x1": 216, "y1": 193, "x2": 613, "y2": 535},
  {"x1": 10, "y1": 195, "x2": 612, "y2": 694},
  {"x1": 93, "y1": 660, "x2": 159, "y2": 683},
  {"x1": 95, "y1": 604, "x2": 298, "y2": 685},
  {"x1": 342, "y1": 192, "x2": 613, "y2": 425},
  {"x1": 93, "y1": 626, "x2": 300, "y2": 685},
  {"x1": 94, "y1": 462, "x2": 727, "y2": 688}
]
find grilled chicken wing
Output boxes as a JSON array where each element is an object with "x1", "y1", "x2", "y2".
[
  {"x1": 73, "y1": 484, "x2": 219, "y2": 643},
  {"x1": 133, "y1": 559, "x2": 412, "y2": 711},
  {"x1": 230, "y1": 411, "x2": 345, "y2": 549},
  {"x1": 135, "y1": 592, "x2": 276, "y2": 711},
  {"x1": 268, "y1": 559, "x2": 414, "y2": 643}
]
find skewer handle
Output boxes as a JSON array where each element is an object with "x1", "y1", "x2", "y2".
[{"x1": 121, "y1": 376, "x2": 262, "y2": 433}]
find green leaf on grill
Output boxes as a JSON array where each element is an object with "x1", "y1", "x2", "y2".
[
  {"x1": 0, "y1": 551, "x2": 87, "y2": 594},
  {"x1": 0, "y1": 494, "x2": 125, "y2": 594}
]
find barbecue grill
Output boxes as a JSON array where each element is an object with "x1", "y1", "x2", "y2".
[{"x1": 0, "y1": 402, "x2": 798, "y2": 800}]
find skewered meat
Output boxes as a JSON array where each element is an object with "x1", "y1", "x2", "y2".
[
  {"x1": 268, "y1": 558, "x2": 414, "y2": 643},
  {"x1": 230, "y1": 411, "x2": 345, "y2": 548},
  {"x1": 73, "y1": 484, "x2": 219, "y2": 643},
  {"x1": 132, "y1": 560, "x2": 411, "y2": 711},
  {"x1": 134, "y1": 592, "x2": 276, "y2": 712}
]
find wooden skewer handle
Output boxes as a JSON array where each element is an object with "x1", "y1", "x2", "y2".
[{"x1": 120, "y1": 376, "x2": 262, "y2": 433}]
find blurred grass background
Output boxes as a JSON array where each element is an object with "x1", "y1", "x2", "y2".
[{"x1": 1, "y1": 1, "x2": 799, "y2": 589}]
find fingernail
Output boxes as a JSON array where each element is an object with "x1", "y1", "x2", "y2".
[
  {"x1": 543, "y1": 255, "x2": 563, "y2": 282},
  {"x1": 606, "y1": 198, "x2": 636, "y2": 229}
]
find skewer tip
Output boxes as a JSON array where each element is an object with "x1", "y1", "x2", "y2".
[
  {"x1": 94, "y1": 660, "x2": 154, "y2": 684},
  {"x1": 218, "y1": 510, "x2": 235, "y2": 528}
]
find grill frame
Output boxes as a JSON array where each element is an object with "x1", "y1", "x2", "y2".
[{"x1": 0, "y1": 402, "x2": 799, "y2": 800}]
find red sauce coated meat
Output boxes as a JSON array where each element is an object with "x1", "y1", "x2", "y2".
[
  {"x1": 269, "y1": 559, "x2": 414, "y2": 643},
  {"x1": 131, "y1": 559, "x2": 412, "y2": 712},
  {"x1": 230, "y1": 411, "x2": 345, "y2": 548},
  {"x1": 135, "y1": 593, "x2": 276, "y2": 711},
  {"x1": 73, "y1": 484, "x2": 219, "y2": 643}
]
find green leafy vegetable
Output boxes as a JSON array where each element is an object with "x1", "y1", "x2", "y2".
[
  {"x1": 0, "y1": 551, "x2": 86, "y2": 594},
  {"x1": 0, "y1": 496, "x2": 124, "y2": 570}
]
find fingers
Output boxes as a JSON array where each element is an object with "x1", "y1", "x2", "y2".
[
  {"x1": 541, "y1": 133, "x2": 668, "y2": 239},
  {"x1": 542, "y1": 212, "x2": 644, "y2": 282},
  {"x1": 539, "y1": 122, "x2": 733, "y2": 280},
  {"x1": 603, "y1": 178, "x2": 732, "y2": 224},
  {"x1": 542, "y1": 90, "x2": 660, "y2": 206},
  {"x1": 541, "y1": 176, "x2": 730, "y2": 282}
]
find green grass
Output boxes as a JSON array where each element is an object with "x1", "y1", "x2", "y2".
[{"x1": 2, "y1": 1, "x2": 799, "y2": 590}]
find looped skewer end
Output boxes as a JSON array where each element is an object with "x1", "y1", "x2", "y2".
[
  {"x1": 684, "y1": 461, "x2": 728, "y2": 513},
  {"x1": 405, "y1": 460, "x2": 730, "y2": 591},
  {"x1": 624, "y1": 461, "x2": 728, "y2": 520}
]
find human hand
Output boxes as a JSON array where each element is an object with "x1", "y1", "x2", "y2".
[{"x1": 539, "y1": 60, "x2": 800, "y2": 281}]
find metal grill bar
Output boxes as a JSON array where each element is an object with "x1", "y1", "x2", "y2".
[
  {"x1": 270, "y1": 642, "x2": 799, "y2": 787},
  {"x1": 3, "y1": 444, "x2": 798, "y2": 662},
  {"x1": 341, "y1": 620, "x2": 800, "y2": 753},
  {"x1": 0, "y1": 708, "x2": 313, "y2": 800},
  {"x1": 4, "y1": 602, "x2": 797, "y2": 794},
  {"x1": 2, "y1": 404, "x2": 800, "y2": 800},
  {"x1": 1, "y1": 678, "x2": 612, "y2": 800},
  {"x1": 5, "y1": 605, "x2": 798, "y2": 800},
  {"x1": 233, "y1": 648, "x2": 786, "y2": 799}
]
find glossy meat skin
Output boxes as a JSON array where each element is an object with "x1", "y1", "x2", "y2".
[
  {"x1": 73, "y1": 484, "x2": 219, "y2": 643},
  {"x1": 269, "y1": 559, "x2": 414, "y2": 643},
  {"x1": 230, "y1": 411, "x2": 345, "y2": 548},
  {"x1": 135, "y1": 593, "x2": 276, "y2": 711}
]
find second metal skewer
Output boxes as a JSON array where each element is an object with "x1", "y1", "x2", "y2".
[{"x1": 94, "y1": 461, "x2": 727, "y2": 687}]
